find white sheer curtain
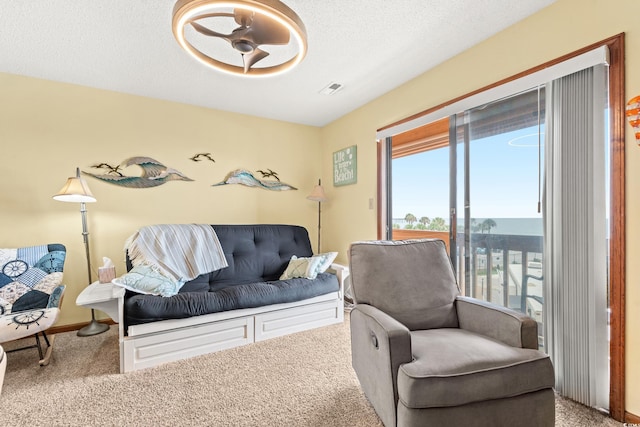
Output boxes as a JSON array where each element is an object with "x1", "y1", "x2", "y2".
[{"x1": 543, "y1": 64, "x2": 609, "y2": 409}]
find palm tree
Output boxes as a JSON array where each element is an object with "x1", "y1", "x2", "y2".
[
  {"x1": 429, "y1": 217, "x2": 448, "y2": 231},
  {"x1": 419, "y1": 216, "x2": 431, "y2": 227},
  {"x1": 481, "y1": 218, "x2": 497, "y2": 234},
  {"x1": 471, "y1": 218, "x2": 482, "y2": 233},
  {"x1": 404, "y1": 213, "x2": 417, "y2": 225}
]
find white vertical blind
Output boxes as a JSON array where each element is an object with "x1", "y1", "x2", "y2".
[{"x1": 543, "y1": 64, "x2": 609, "y2": 409}]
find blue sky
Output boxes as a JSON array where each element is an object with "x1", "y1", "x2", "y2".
[{"x1": 392, "y1": 125, "x2": 545, "y2": 222}]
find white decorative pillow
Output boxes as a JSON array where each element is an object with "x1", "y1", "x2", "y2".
[
  {"x1": 279, "y1": 256, "x2": 322, "y2": 280},
  {"x1": 112, "y1": 265, "x2": 182, "y2": 297},
  {"x1": 312, "y1": 252, "x2": 338, "y2": 275}
]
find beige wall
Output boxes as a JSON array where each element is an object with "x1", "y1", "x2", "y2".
[
  {"x1": 2, "y1": 0, "x2": 639, "y2": 415},
  {"x1": 320, "y1": 0, "x2": 640, "y2": 415},
  {"x1": 0, "y1": 73, "x2": 322, "y2": 326}
]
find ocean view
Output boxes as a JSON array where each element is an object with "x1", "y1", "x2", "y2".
[
  {"x1": 463, "y1": 218, "x2": 543, "y2": 236},
  {"x1": 392, "y1": 217, "x2": 543, "y2": 236}
]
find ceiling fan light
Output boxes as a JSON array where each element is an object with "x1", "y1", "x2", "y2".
[
  {"x1": 172, "y1": 0, "x2": 307, "y2": 77},
  {"x1": 232, "y1": 39, "x2": 255, "y2": 53}
]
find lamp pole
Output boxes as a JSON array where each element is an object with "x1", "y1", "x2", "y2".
[
  {"x1": 81, "y1": 202, "x2": 91, "y2": 283},
  {"x1": 316, "y1": 186, "x2": 322, "y2": 254},
  {"x1": 306, "y1": 178, "x2": 327, "y2": 254},
  {"x1": 76, "y1": 200, "x2": 109, "y2": 337}
]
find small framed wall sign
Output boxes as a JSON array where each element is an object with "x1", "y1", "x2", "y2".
[{"x1": 333, "y1": 145, "x2": 357, "y2": 186}]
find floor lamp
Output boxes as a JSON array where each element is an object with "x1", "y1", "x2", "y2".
[
  {"x1": 306, "y1": 179, "x2": 327, "y2": 254},
  {"x1": 53, "y1": 168, "x2": 109, "y2": 337}
]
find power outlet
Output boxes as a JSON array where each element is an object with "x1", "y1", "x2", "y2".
[{"x1": 369, "y1": 198, "x2": 374, "y2": 210}]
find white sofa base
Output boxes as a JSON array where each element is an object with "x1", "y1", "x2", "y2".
[{"x1": 119, "y1": 291, "x2": 344, "y2": 373}]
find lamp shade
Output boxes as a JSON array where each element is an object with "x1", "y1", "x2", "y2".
[
  {"x1": 307, "y1": 183, "x2": 327, "y2": 202},
  {"x1": 53, "y1": 168, "x2": 96, "y2": 203}
]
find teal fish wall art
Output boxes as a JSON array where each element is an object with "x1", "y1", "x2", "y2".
[
  {"x1": 212, "y1": 169, "x2": 297, "y2": 191},
  {"x1": 83, "y1": 157, "x2": 193, "y2": 188}
]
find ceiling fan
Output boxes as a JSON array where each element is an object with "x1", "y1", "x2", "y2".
[{"x1": 172, "y1": 0, "x2": 307, "y2": 77}]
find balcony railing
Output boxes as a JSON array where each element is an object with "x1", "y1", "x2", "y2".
[{"x1": 391, "y1": 229, "x2": 452, "y2": 253}]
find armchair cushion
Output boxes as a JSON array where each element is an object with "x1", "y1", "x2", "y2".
[
  {"x1": 397, "y1": 328, "x2": 555, "y2": 409},
  {"x1": 349, "y1": 240, "x2": 459, "y2": 330},
  {"x1": 0, "y1": 306, "x2": 63, "y2": 342}
]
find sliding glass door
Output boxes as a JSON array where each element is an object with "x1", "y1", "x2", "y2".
[{"x1": 453, "y1": 88, "x2": 546, "y2": 346}]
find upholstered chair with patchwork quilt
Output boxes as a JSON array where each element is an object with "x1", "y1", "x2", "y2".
[
  {"x1": 0, "y1": 244, "x2": 66, "y2": 366},
  {"x1": 348, "y1": 239, "x2": 555, "y2": 427}
]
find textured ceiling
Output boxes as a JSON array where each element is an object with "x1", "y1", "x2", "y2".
[{"x1": 0, "y1": 0, "x2": 556, "y2": 127}]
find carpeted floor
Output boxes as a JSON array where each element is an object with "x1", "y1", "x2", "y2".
[{"x1": 1, "y1": 316, "x2": 622, "y2": 427}]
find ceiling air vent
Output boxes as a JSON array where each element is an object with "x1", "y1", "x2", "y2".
[{"x1": 319, "y1": 82, "x2": 343, "y2": 95}]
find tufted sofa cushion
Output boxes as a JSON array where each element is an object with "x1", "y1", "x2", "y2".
[
  {"x1": 125, "y1": 273, "x2": 339, "y2": 325},
  {"x1": 194, "y1": 224, "x2": 313, "y2": 288},
  {"x1": 123, "y1": 225, "x2": 339, "y2": 329}
]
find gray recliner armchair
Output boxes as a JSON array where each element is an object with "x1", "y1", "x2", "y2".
[{"x1": 349, "y1": 239, "x2": 555, "y2": 427}]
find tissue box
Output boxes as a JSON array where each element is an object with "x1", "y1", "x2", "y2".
[{"x1": 98, "y1": 266, "x2": 116, "y2": 284}]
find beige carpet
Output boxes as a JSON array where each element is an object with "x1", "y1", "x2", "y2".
[{"x1": 1, "y1": 316, "x2": 622, "y2": 427}]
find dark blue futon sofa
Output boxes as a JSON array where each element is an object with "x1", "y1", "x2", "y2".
[{"x1": 119, "y1": 224, "x2": 346, "y2": 372}]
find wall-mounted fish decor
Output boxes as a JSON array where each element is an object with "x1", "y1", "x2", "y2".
[
  {"x1": 189, "y1": 153, "x2": 215, "y2": 162},
  {"x1": 212, "y1": 169, "x2": 297, "y2": 191},
  {"x1": 83, "y1": 156, "x2": 193, "y2": 188}
]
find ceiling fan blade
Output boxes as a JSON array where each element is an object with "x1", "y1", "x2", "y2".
[
  {"x1": 246, "y1": 13, "x2": 290, "y2": 46},
  {"x1": 233, "y1": 8, "x2": 254, "y2": 27},
  {"x1": 243, "y1": 48, "x2": 269, "y2": 73},
  {"x1": 191, "y1": 20, "x2": 253, "y2": 46},
  {"x1": 190, "y1": 21, "x2": 231, "y2": 41}
]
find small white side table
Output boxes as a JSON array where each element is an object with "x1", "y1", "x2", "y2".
[{"x1": 76, "y1": 282, "x2": 125, "y2": 323}]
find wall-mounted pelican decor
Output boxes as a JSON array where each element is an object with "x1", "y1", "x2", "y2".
[
  {"x1": 83, "y1": 156, "x2": 193, "y2": 188},
  {"x1": 212, "y1": 169, "x2": 297, "y2": 191}
]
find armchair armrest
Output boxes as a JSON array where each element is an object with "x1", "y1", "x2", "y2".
[
  {"x1": 328, "y1": 263, "x2": 349, "y2": 300},
  {"x1": 350, "y1": 304, "x2": 412, "y2": 427},
  {"x1": 456, "y1": 295, "x2": 539, "y2": 349}
]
